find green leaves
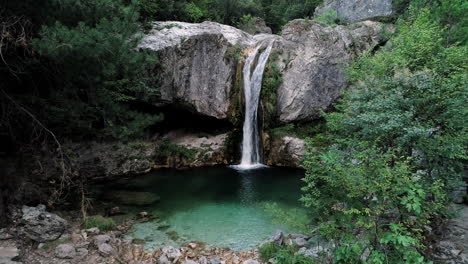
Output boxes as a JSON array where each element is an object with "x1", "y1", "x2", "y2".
[
  {"x1": 302, "y1": 3, "x2": 466, "y2": 263},
  {"x1": 32, "y1": 0, "x2": 161, "y2": 139}
]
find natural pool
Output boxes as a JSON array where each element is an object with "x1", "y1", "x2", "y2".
[{"x1": 96, "y1": 166, "x2": 306, "y2": 251}]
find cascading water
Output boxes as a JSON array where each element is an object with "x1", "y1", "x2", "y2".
[{"x1": 237, "y1": 39, "x2": 275, "y2": 169}]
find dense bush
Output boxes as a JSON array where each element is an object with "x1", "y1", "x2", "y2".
[
  {"x1": 259, "y1": 243, "x2": 316, "y2": 264},
  {"x1": 82, "y1": 215, "x2": 116, "y2": 231},
  {"x1": 302, "y1": 2, "x2": 467, "y2": 263}
]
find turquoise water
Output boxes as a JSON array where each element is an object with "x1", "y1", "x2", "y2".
[{"x1": 99, "y1": 166, "x2": 306, "y2": 251}]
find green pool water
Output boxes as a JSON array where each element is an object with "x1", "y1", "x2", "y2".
[{"x1": 98, "y1": 166, "x2": 306, "y2": 251}]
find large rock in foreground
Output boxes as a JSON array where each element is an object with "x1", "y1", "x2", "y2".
[
  {"x1": 315, "y1": 0, "x2": 394, "y2": 23},
  {"x1": 20, "y1": 205, "x2": 67, "y2": 242},
  {"x1": 275, "y1": 20, "x2": 389, "y2": 123}
]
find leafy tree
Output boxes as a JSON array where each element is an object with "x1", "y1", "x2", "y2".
[
  {"x1": 32, "y1": 0, "x2": 163, "y2": 138},
  {"x1": 302, "y1": 4, "x2": 467, "y2": 263}
]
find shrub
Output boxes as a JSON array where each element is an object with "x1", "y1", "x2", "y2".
[
  {"x1": 314, "y1": 10, "x2": 340, "y2": 26},
  {"x1": 259, "y1": 242, "x2": 281, "y2": 261},
  {"x1": 82, "y1": 215, "x2": 116, "y2": 231},
  {"x1": 275, "y1": 246, "x2": 316, "y2": 264},
  {"x1": 157, "y1": 139, "x2": 197, "y2": 161}
]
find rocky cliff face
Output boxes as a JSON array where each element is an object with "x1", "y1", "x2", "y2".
[
  {"x1": 72, "y1": 131, "x2": 231, "y2": 181},
  {"x1": 315, "y1": 0, "x2": 394, "y2": 23},
  {"x1": 139, "y1": 21, "x2": 254, "y2": 120},
  {"x1": 140, "y1": 20, "x2": 389, "y2": 124},
  {"x1": 275, "y1": 20, "x2": 389, "y2": 123},
  {"x1": 264, "y1": 135, "x2": 306, "y2": 168}
]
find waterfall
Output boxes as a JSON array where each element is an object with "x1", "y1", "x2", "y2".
[{"x1": 237, "y1": 39, "x2": 275, "y2": 169}]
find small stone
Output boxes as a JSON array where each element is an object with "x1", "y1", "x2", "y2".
[
  {"x1": 199, "y1": 256, "x2": 208, "y2": 264},
  {"x1": 0, "y1": 228, "x2": 13, "y2": 240},
  {"x1": 107, "y1": 206, "x2": 123, "y2": 216},
  {"x1": 270, "y1": 230, "x2": 283, "y2": 246},
  {"x1": 38, "y1": 243, "x2": 45, "y2": 249},
  {"x1": 94, "y1": 234, "x2": 111, "y2": 246},
  {"x1": 451, "y1": 249, "x2": 462, "y2": 256},
  {"x1": 158, "y1": 254, "x2": 171, "y2": 264},
  {"x1": 98, "y1": 243, "x2": 114, "y2": 256},
  {"x1": 76, "y1": 248, "x2": 89, "y2": 257},
  {"x1": 243, "y1": 259, "x2": 259, "y2": 264},
  {"x1": 183, "y1": 260, "x2": 199, "y2": 264},
  {"x1": 137, "y1": 211, "x2": 149, "y2": 218},
  {"x1": 294, "y1": 237, "x2": 307, "y2": 247},
  {"x1": 161, "y1": 246, "x2": 182, "y2": 261},
  {"x1": 0, "y1": 246, "x2": 19, "y2": 259},
  {"x1": 55, "y1": 244, "x2": 77, "y2": 259},
  {"x1": 210, "y1": 258, "x2": 221, "y2": 264},
  {"x1": 188, "y1": 242, "x2": 198, "y2": 249},
  {"x1": 85, "y1": 227, "x2": 100, "y2": 234}
]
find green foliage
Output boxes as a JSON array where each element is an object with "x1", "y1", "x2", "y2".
[
  {"x1": 314, "y1": 10, "x2": 340, "y2": 26},
  {"x1": 42, "y1": 238, "x2": 73, "y2": 250},
  {"x1": 237, "y1": 14, "x2": 257, "y2": 34},
  {"x1": 269, "y1": 121, "x2": 326, "y2": 140},
  {"x1": 261, "y1": 51, "x2": 282, "y2": 128},
  {"x1": 26, "y1": 0, "x2": 163, "y2": 139},
  {"x1": 259, "y1": 242, "x2": 281, "y2": 261},
  {"x1": 83, "y1": 215, "x2": 116, "y2": 231},
  {"x1": 184, "y1": 2, "x2": 205, "y2": 22},
  {"x1": 127, "y1": 141, "x2": 152, "y2": 149},
  {"x1": 275, "y1": 246, "x2": 316, "y2": 264},
  {"x1": 132, "y1": 0, "x2": 323, "y2": 33},
  {"x1": 302, "y1": 3, "x2": 466, "y2": 263},
  {"x1": 260, "y1": 244, "x2": 316, "y2": 264},
  {"x1": 261, "y1": 202, "x2": 310, "y2": 233},
  {"x1": 157, "y1": 140, "x2": 198, "y2": 160},
  {"x1": 225, "y1": 44, "x2": 243, "y2": 63}
]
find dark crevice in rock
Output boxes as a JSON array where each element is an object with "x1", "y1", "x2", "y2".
[{"x1": 151, "y1": 105, "x2": 234, "y2": 135}]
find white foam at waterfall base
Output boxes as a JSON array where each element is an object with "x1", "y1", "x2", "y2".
[{"x1": 237, "y1": 39, "x2": 275, "y2": 169}]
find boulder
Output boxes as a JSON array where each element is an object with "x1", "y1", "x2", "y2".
[
  {"x1": 315, "y1": 0, "x2": 394, "y2": 23},
  {"x1": 94, "y1": 234, "x2": 112, "y2": 246},
  {"x1": 20, "y1": 205, "x2": 67, "y2": 242},
  {"x1": 55, "y1": 244, "x2": 76, "y2": 259},
  {"x1": 98, "y1": 243, "x2": 115, "y2": 256},
  {"x1": 275, "y1": 20, "x2": 389, "y2": 123},
  {"x1": 0, "y1": 246, "x2": 20, "y2": 263},
  {"x1": 269, "y1": 230, "x2": 284, "y2": 246},
  {"x1": 102, "y1": 191, "x2": 160, "y2": 206},
  {"x1": 265, "y1": 136, "x2": 305, "y2": 168},
  {"x1": 139, "y1": 21, "x2": 254, "y2": 120},
  {"x1": 161, "y1": 246, "x2": 182, "y2": 261}
]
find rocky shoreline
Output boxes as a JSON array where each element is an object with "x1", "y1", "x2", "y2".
[{"x1": 1, "y1": 204, "x2": 467, "y2": 264}]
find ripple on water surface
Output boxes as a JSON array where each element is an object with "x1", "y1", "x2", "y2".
[{"x1": 98, "y1": 166, "x2": 306, "y2": 251}]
